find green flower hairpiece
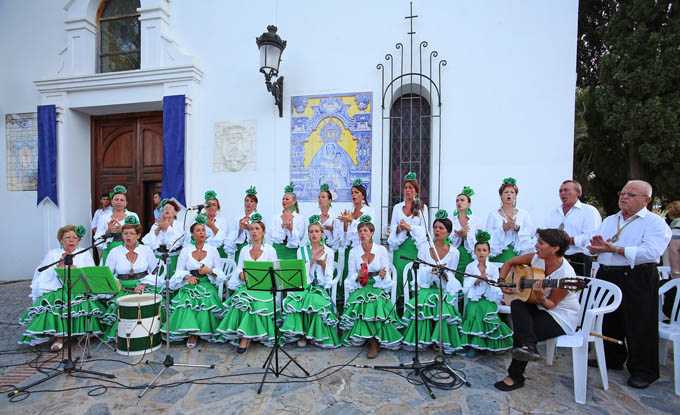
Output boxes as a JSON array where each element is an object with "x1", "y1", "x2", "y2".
[
  {"x1": 74, "y1": 225, "x2": 87, "y2": 238},
  {"x1": 284, "y1": 182, "x2": 295, "y2": 194},
  {"x1": 319, "y1": 183, "x2": 330, "y2": 192},
  {"x1": 160, "y1": 198, "x2": 169, "y2": 208},
  {"x1": 250, "y1": 212, "x2": 263, "y2": 223},
  {"x1": 502, "y1": 177, "x2": 517, "y2": 185},
  {"x1": 434, "y1": 209, "x2": 449, "y2": 220},
  {"x1": 124, "y1": 215, "x2": 140, "y2": 226},
  {"x1": 245, "y1": 186, "x2": 257, "y2": 196},
  {"x1": 359, "y1": 215, "x2": 372, "y2": 224},
  {"x1": 462, "y1": 186, "x2": 475, "y2": 197},
  {"x1": 404, "y1": 171, "x2": 417, "y2": 181},
  {"x1": 194, "y1": 214, "x2": 207, "y2": 225},
  {"x1": 475, "y1": 230, "x2": 491, "y2": 243},
  {"x1": 352, "y1": 178, "x2": 362, "y2": 187},
  {"x1": 309, "y1": 214, "x2": 321, "y2": 225},
  {"x1": 204, "y1": 190, "x2": 217, "y2": 200},
  {"x1": 113, "y1": 185, "x2": 127, "y2": 195},
  {"x1": 109, "y1": 192, "x2": 114, "y2": 199}
]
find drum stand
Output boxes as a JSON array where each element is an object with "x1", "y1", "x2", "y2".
[{"x1": 139, "y1": 247, "x2": 214, "y2": 398}]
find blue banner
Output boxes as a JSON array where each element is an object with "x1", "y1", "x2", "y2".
[
  {"x1": 37, "y1": 105, "x2": 57, "y2": 206},
  {"x1": 162, "y1": 95, "x2": 186, "y2": 206}
]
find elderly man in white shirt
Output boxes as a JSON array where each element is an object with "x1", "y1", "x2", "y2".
[
  {"x1": 587, "y1": 180, "x2": 671, "y2": 389},
  {"x1": 543, "y1": 180, "x2": 601, "y2": 277}
]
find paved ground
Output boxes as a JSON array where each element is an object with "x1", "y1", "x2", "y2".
[{"x1": 0, "y1": 280, "x2": 678, "y2": 415}]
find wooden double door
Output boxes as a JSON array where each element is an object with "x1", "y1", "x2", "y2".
[{"x1": 91, "y1": 112, "x2": 163, "y2": 232}]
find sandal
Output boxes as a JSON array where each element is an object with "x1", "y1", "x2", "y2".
[
  {"x1": 187, "y1": 335, "x2": 198, "y2": 349},
  {"x1": 50, "y1": 340, "x2": 64, "y2": 352}
]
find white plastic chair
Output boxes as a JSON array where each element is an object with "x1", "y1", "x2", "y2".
[
  {"x1": 659, "y1": 278, "x2": 680, "y2": 395},
  {"x1": 658, "y1": 266, "x2": 672, "y2": 281},
  {"x1": 217, "y1": 258, "x2": 237, "y2": 300},
  {"x1": 402, "y1": 261, "x2": 414, "y2": 305},
  {"x1": 389, "y1": 263, "x2": 399, "y2": 305},
  {"x1": 490, "y1": 261, "x2": 511, "y2": 315},
  {"x1": 545, "y1": 278, "x2": 622, "y2": 404},
  {"x1": 590, "y1": 261, "x2": 600, "y2": 278}
]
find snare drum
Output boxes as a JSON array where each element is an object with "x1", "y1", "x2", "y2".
[{"x1": 116, "y1": 293, "x2": 162, "y2": 356}]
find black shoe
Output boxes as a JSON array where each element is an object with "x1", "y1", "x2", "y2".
[
  {"x1": 587, "y1": 358, "x2": 623, "y2": 370},
  {"x1": 627, "y1": 377, "x2": 655, "y2": 389},
  {"x1": 494, "y1": 379, "x2": 524, "y2": 392},
  {"x1": 236, "y1": 347, "x2": 248, "y2": 355},
  {"x1": 512, "y1": 345, "x2": 541, "y2": 362}
]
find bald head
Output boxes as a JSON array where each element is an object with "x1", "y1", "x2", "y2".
[
  {"x1": 626, "y1": 180, "x2": 653, "y2": 197},
  {"x1": 619, "y1": 180, "x2": 653, "y2": 217}
]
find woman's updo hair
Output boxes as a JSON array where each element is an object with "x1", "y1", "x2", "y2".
[
  {"x1": 352, "y1": 183, "x2": 369, "y2": 207},
  {"x1": 206, "y1": 197, "x2": 221, "y2": 210},
  {"x1": 245, "y1": 194, "x2": 258, "y2": 204},
  {"x1": 458, "y1": 192, "x2": 471, "y2": 203},
  {"x1": 320, "y1": 189, "x2": 333, "y2": 202},
  {"x1": 190, "y1": 222, "x2": 205, "y2": 234},
  {"x1": 536, "y1": 228, "x2": 570, "y2": 257},
  {"x1": 122, "y1": 223, "x2": 143, "y2": 235},
  {"x1": 164, "y1": 200, "x2": 180, "y2": 214},
  {"x1": 498, "y1": 182, "x2": 519, "y2": 196},
  {"x1": 433, "y1": 217, "x2": 453, "y2": 234},
  {"x1": 251, "y1": 221, "x2": 266, "y2": 233},
  {"x1": 57, "y1": 225, "x2": 77, "y2": 241},
  {"x1": 357, "y1": 221, "x2": 375, "y2": 233},
  {"x1": 308, "y1": 221, "x2": 324, "y2": 233}
]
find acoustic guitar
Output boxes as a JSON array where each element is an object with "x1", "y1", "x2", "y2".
[{"x1": 503, "y1": 264, "x2": 588, "y2": 305}]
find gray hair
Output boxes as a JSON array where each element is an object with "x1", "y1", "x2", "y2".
[
  {"x1": 561, "y1": 180, "x2": 582, "y2": 195},
  {"x1": 625, "y1": 180, "x2": 652, "y2": 197}
]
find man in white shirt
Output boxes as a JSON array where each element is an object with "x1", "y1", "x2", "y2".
[
  {"x1": 543, "y1": 180, "x2": 601, "y2": 277},
  {"x1": 91, "y1": 192, "x2": 111, "y2": 264},
  {"x1": 587, "y1": 180, "x2": 671, "y2": 389}
]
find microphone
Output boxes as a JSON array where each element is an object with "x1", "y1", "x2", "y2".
[
  {"x1": 97, "y1": 232, "x2": 117, "y2": 240},
  {"x1": 188, "y1": 204, "x2": 205, "y2": 211}
]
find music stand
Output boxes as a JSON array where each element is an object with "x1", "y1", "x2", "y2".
[{"x1": 243, "y1": 259, "x2": 310, "y2": 393}]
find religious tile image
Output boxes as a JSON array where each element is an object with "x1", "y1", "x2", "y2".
[{"x1": 5, "y1": 112, "x2": 38, "y2": 191}]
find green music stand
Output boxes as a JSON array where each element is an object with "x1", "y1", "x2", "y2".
[
  {"x1": 56, "y1": 266, "x2": 120, "y2": 295},
  {"x1": 243, "y1": 259, "x2": 310, "y2": 393}
]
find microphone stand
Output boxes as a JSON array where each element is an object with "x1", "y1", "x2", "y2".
[{"x1": 8, "y1": 237, "x2": 114, "y2": 398}]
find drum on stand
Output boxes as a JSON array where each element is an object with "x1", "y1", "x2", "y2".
[{"x1": 116, "y1": 293, "x2": 162, "y2": 356}]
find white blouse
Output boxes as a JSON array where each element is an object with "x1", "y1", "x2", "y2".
[
  {"x1": 344, "y1": 243, "x2": 392, "y2": 294},
  {"x1": 94, "y1": 210, "x2": 140, "y2": 241},
  {"x1": 104, "y1": 244, "x2": 161, "y2": 287},
  {"x1": 168, "y1": 244, "x2": 227, "y2": 291},
  {"x1": 450, "y1": 213, "x2": 482, "y2": 254},
  {"x1": 305, "y1": 207, "x2": 344, "y2": 251},
  {"x1": 30, "y1": 248, "x2": 96, "y2": 301},
  {"x1": 485, "y1": 208, "x2": 536, "y2": 257},
  {"x1": 224, "y1": 212, "x2": 259, "y2": 254},
  {"x1": 228, "y1": 243, "x2": 278, "y2": 290},
  {"x1": 463, "y1": 259, "x2": 502, "y2": 302},
  {"x1": 414, "y1": 244, "x2": 462, "y2": 296},
  {"x1": 269, "y1": 211, "x2": 306, "y2": 249},
  {"x1": 183, "y1": 214, "x2": 229, "y2": 249},
  {"x1": 387, "y1": 201, "x2": 429, "y2": 251},
  {"x1": 298, "y1": 245, "x2": 335, "y2": 289},
  {"x1": 531, "y1": 254, "x2": 580, "y2": 335},
  {"x1": 342, "y1": 205, "x2": 376, "y2": 249},
  {"x1": 142, "y1": 219, "x2": 184, "y2": 251}
]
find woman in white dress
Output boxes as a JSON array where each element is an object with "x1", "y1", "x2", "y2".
[
  {"x1": 225, "y1": 186, "x2": 259, "y2": 264},
  {"x1": 197, "y1": 190, "x2": 229, "y2": 259},
  {"x1": 270, "y1": 183, "x2": 306, "y2": 260},
  {"x1": 94, "y1": 185, "x2": 139, "y2": 265},
  {"x1": 142, "y1": 199, "x2": 183, "y2": 277},
  {"x1": 306, "y1": 183, "x2": 343, "y2": 253},
  {"x1": 451, "y1": 186, "x2": 481, "y2": 284}
]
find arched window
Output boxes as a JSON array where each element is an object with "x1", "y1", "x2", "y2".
[
  {"x1": 389, "y1": 93, "x2": 431, "y2": 208},
  {"x1": 98, "y1": 0, "x2": 141, "y2": 73}
]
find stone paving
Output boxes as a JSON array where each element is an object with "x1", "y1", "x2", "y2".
[{"x1": 0, "y1": 280, "x2": 678, "y2": 415}]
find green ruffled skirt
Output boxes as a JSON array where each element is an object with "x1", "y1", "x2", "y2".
[
  {"x1": 459, "y1": 298, "x2": 513, "y2": 351},
  {"x1": 101, "y1": 240, "x2": 123, "y2": 266},
  {"x1": 280, "y1": 284, "x2": 340, "y2": 348},
  {"x1": 18, "y1": 289, "x2": 108, "y2": 346},
  {"x1": 273, "y1": 242, "x2": 297, "y2": 260},
  {"x1": 161, "y1": 279, "x2": 225, "y2": 342},
  {"x1": 216, "y1": 285, "x2": 277, "y2": 346},
  {"x1": 400, "y1": 287, "x2": 463, "y2": 354},
  {"x1": 339, "y1": 281, "x2": 403, "y2": 349},
  {"x1": 489, "y1": 244, "x2": 517, "y2": 263},
  {"x1": 393, "y1": 237, "x2": 418, "y2": 302},
  {"x1": 101, "y1": 279, "x2": 162, "y2": 342},
  {"x1": 456, "y1": 245, "x2": 474, "y2": 285}
]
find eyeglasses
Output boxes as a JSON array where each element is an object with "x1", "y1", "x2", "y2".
[
  {"x1": 62, "y1": 236, "x2": 79, "y2": 241},
  {"x1": 206, "y1": 202, "x2": 218, "y2": 207},
  {"x1": 122, "y1": 231, "x2": 138, "y2": 236},
  {"x1": 617, "y1": 191, "x2": 647, "y2": 198}
]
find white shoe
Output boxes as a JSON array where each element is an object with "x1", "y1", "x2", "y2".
[
  {"x1": 297, "y1": 338, "x2": 307, "y2": 348},
  {"x1": 187, "y1": 337, "x2": 197, "y2": 349}
]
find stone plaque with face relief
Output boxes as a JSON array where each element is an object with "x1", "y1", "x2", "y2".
[{"x1": 213, "y1": 120, "x2": 256, "y2": 172}]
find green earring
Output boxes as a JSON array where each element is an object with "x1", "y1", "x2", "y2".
[
  {"x1": 59, "y1": 242, "x2": 63, "y2": 249},
  {"x1": 320, "y1": 237, "x2": 325, "y2": 246},
  {"x1": 191, "y1": 236, "x2": 197, "y2": 245},
  {"x1": 444, "y1": 236, "x2": 452, "y2": 245}
]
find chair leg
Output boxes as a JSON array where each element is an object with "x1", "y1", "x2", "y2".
[
  {"x1": 545, "y1": 338, "x2": 557, "y2": 366},
  {"x1": 660, "y1": 338, "x2": 669, "y2": 366},
  {"x1": 573, "y1": 344, "x2": 589, "y2": 404},
  {"x1": 593, "y1": 338, "x2": 608, "y2": 390},
  {"x1": 673, "y1": 337, "x2": 680, "y2": 396}
]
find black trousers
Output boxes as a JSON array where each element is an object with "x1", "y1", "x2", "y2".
[
  {"x1": 507, "y1": 300, "x2": 565, "y2": 382},
  {"x1": 596, "y1": 263, "x2": 659, "y2": 382},
  {"x1": 564, "y1": 253, "x2": 592, "y2": 278}
]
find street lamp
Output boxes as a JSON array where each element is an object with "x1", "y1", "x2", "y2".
[{"x1": 256, "y1": 25, "x2": 286, "y2": 117}]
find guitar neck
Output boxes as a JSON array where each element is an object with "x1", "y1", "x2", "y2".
[{"x1": 520, "y1": 278, "x2": 562, "y2": 289}]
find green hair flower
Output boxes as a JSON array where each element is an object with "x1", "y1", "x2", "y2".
[
  {"x1": 160, "y1": 198, "x2": 169, "y2": 208},
  {"x1": 250, "y1": 212, "x2": 263, "y2": 223},
  {"x1": 462, "y1": 186, "x2": 475, "y2": 197},
  {"x1": 308, "y1": 214, "x2": 321, "y2": 225},
  {"x1": 194, "y1": 214, "x2": 207, "y2": 225},
  {"x1": 245, "y1": 186, "x2": 257, "y2": 196},
  {"x1": 204, "y1": 190, "x2": 217, "y2": 200},
  {"x1": 359, "y1": 215, "x2": 372, "y2": 224},
  {"x1": 74, "y1": 225, "x2": 87, "y2": 238},
  {"x1": 475, "y1": 230, "x2": 491, "y2": 243},
  {"x1": 404, "y1": 171, "x2": 417, "y2": 181},
  {"x1": 502, "y1": 177, "x2": 517, "y2": 185},
  {"x1": 124, "y1": 215, "x2": 140, "y2": 226},
  {"x1": 319, "y1": 183, "x2": 330, "y2": 192},
  {"x1": 113, "y1": 185, "x2": 127, "y2": 195},
  {"x1": 284, "y1": 182, "x2": 295, "y2": 194},
  {"x1": 352, "y1": 178, "x2": 363, "y2": 187},
  {"x1": 434, "y1": 209, "x2": 449, "y2": 220}
]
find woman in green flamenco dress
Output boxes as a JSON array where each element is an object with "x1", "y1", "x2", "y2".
[
  {"x1": 19, "y1": 225, "x2": 108, "y2": 351},
  {"x1": 94, "y1": 185, "x2": 139, "y2": 266},
  {"x1": 450, "y1": 187, "x2": 481, "y2": 285},
  {"x1": 459, "y1": 230, "x2": 513, "y2": 355},
  {"x1": 270, "y1": 183, "x2": 306, "y2": 260},
  {"x1": 194, "y1": 190, "x2": 230, "y2": 259},
  {"x1": 280, "y1": 216, "x2": 340, "y2": 348},
  {"x1": 340, "y1": 216, "x2": 403, "y2": 359},
  {"x1": 485, "y1": 178, "x2": 536, "y2": 263},
  {"x1": 217, "y1": 214, "x2": 278, "y2": 354},
  {"x1": 142, "y1": 199, "x2": 183, "y2": 278},
  {"x1": 225, "y1": 187, "x2": 259, "y2": 264},
  {"x1": 162, "y1": 214, "x2": 228, "y2": 348},
  {"x1": 102, "y1": 216, "x2": 164, "y2": 342},
  {"x1": 400, "y1": 210, "x2": 464, "y2": 354},
  {"x1": 387, "y1": 172, "x2": 429, "y2": 306}
]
